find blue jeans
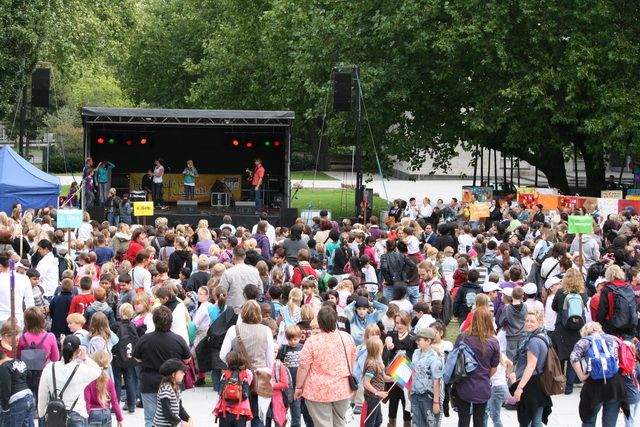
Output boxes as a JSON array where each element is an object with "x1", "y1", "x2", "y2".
[
  {"x1": 411, "y1": 392, "x2": 440, "y2": 427},
  {"x1": 364, "y1": 394, "x2": 383, "y2": 427},
  {"x1": 383, "y1": 284, "x2": 394, "y2": 301},
  {"x1": 67, "y1": 411, "x2": 86, "y2": 427},
  {"x1": 88, "y1": 408, "x2": 112, "y2": 427},
  {"x1": 0, "y1": 394, "x2": 34, "y2": 427},
  {"x1": 98, "y1": 182, "x2": 109, "y2": 206},
  {"x1": 564, "y1": 361, "x2": 578, "y2": 392},
  {"x1": 152, "y1": 182, "x2": 164, "y2": 206},
  {"x1": 184, "y1": 185, "x2": 195, "y2": 200},
  {"x1": 106, "y1": 213, "x2": 120, "y2": 227},
  {"x1": 626, "y1": 401, "x2": 639, "y2": 427},
  {"x1": 212, "y1": 369, "x2": 222, "y2": 395},
  {"x1": 582, "y1": 399, "x2": 621, "y2": 427},
  {"x1": 406, "y1": 285, "x2": 421, "y2": 305},
  {"x1": 121, "y1": 216, "x2": 132, "y2": 225},
  {"x1": 112, "y1": 364, "x2": 138, "y2": 411},
  {"x1": 289, "y1": 397, "x2": 302, "y2": 427},
  {"x1": 485, "y1": 385, "x2": 508, "y2": 427},
  {"x1": 141, "y1": 392, "x2": 158, "y2": 427},
  {"x1": 84, "y1": 188, "x2": 95, "y2": 207},
  {"x1": 527, "y1": 406, "x2": 544, "y2": 427},
  {"x1": 250, "y1": 185, "x2": 262, "y2": 212}
]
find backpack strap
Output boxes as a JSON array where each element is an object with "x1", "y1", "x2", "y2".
[
  {"x1": 530, "y1": 335, "x2": 551, "y2": 375},
  {"x1": 34, "y1": 332, "x2": 50, "y2": 349}
]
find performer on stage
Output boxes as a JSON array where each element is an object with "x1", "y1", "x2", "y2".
[
  {"x1": 153, "y1": 157, "x2": 168, "y2": 210},
  {"x1": 182, "y1": 160, "x2": 199, "y2": 200},
  {"x1": 246, "y1": 157, "x2": 265, "y2": 213},
  {"x1": 142, "y1": 168, "x2": 154, "y2": 202},
  {"x1": 95, "y1": 159, "x2": 115, "y2": 206}
]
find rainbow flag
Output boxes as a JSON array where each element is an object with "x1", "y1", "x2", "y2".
[{"x1": 386, "y1": 353, "x2": 413, "y2": 388}]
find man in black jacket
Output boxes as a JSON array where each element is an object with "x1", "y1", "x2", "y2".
[{"x1": 452, "y1": 269, "x2": 482, "y2": 323}]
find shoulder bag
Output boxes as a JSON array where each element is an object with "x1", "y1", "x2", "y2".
[
  {"x1": 235, "y1": 326, "x2": 273, "y2": 398},
  {"x1": 339, "y1": 332, "x2": 358, "y2": 391}
]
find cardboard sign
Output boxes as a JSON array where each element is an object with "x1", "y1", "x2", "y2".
[
  {"x1": 57, "y1": 209, "x2": 83, "y2": 228},
  {"x1": 134, "y1": 201, "x2": 154, "y2": 216},
  {"x1": 601, "y1": 190, "x2": 623, "y2": 199},
  {"x1": 568, "y1": 215, "x2": 594, "y2": 234},
  {"x1": 627, "y1": 189, "x2": 640, "y2": 197},
  {"x1": 469, "y1": 202, "x2": 490, "y2": 218}
]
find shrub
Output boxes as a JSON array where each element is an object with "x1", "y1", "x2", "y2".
[
  {"x1": 290, "y1": 154, "x2": 316, "y2": 171},
  {"x1": 47, "y1": 153, "x2": 84, "y2": 173}
]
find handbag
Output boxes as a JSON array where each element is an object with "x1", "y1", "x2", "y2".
[
  {"x1": 235, "y1": 326, "x2": 273, "y2": 398},
  {"x1": 384, "y1": 216, "x2": 396, "y2": 226},
  {"x1": 339, "y1": 332, "x2": 358, "y2": 391}
]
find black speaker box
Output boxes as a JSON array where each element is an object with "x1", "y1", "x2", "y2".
[
  {"x1": 280, "y1": 207, "x2": 298, "y2": 227},
  {"x1": 333, "y1": 72, "x2": 352, "y2": 111},
  {"x1": 86, "y1": 205, "x2": 104, "y2": 223},
  {"x1": 235, "y1": 201, "x2": 256, "y2": 215},
  {"x1": 177, "y1": 200, "x2": 198, "y2": 214},
  {"x1": 31, "y1": 68, "x2": 50, "y2": 108}
]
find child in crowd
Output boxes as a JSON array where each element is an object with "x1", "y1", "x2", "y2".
[
  {"x1": 623, "y1": 341, "x2": 640, "y2": 427},
  {"x1": 337, "y1": 280, "x2": 354, "y2": 309},
  {"x1": 362, "y1": 337, "x2": 390, "y2": 427},
  {"x1": 412, "y1": 301, "x2": 436, "y2": 335},
  {"x1": 84, "y1": 287, "x2": 116, "y2": 327},
  {"x1": 69, "y1": 276, "x2": 96, "y2": 319},
  {"x1": 411, "y1": 328, "x2": 442, "y2": 427},
  {"x1": 301, "y1": 277, "x2": 322, "y2": 314},
  {"x1": 522, "y1": 282, "x2": 543, "y2": 314},
  {"x1": 268, "y1": 343, "x2": 290, "y2": 427},
  {"x1": 345, "y1": 296, "x2": 388, "y2": 346},
  {"x1": 486, "y1": 352, "x2": 513, "y2": 427},
  {"x1": 499, "y1": 286, "x2": 528, "y2": 361},
  {"x1": 49, "y1": 278, "x2": 75, "y2": 338},
  {"x1": 543, "y1": 277, "x2": 562, "y2": 340},
  {"x1": 277, "y1": 326, "x2": 304, "y2": 427},
  {"x1": 360, "y1": 255, "x2": 378, "y2": 300},
  {"x1": 117, "y1": 273, "x2": 135, "y2": 314},
  {"x1": 353, "y1": 324, "x2": 382, "y2": 417},
  {"x1": 214, "y1": 350, "x2": 252, "y2": 426},
  {"x1": 154, "y1": 359, "x2": 193, "y2": 427},
  {"x1": 99, "y1": 273, "x2": 119, "y2": 312},
  {"x1": 276, "y1": 288, "x2": 303, "y2": 345},
  {"x1": 0, "y1": 345, "x2": 34, "y2": 423},
  {"x1": 65, "y1": 313, "x2": 89, "y2": 346},
  {"x1": 451, "y1": 257, "x2": 468, "y2": 300},
  {"x1": 111, "y1": 303, "x2": 139, "y2": 414},
  {"x1": 26, "y1": 268, "x2": 49, "y2": 314},
  {"x1": 380, "y1": 303, "x2": 400, "y2": 333},
  {"x1": 296, "y1": 305, "x2": 315, "y2": 345},
  {"x1": 84, "y1": 350, "x2": 123, "y2": 426}
]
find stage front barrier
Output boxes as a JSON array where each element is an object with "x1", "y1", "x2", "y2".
[{"x1": 129, "y1": 173, "x2": 241, "y2": 203}]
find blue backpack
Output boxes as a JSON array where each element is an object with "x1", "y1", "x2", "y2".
[
  {"x1": 584, "y1": 334, "x2": 617, "y2": 381},
  {"x1": 443, "y1": 338, "x2": 478, "y2": 384},
  {"x1": 561, "y1": 293, "x2": 585, "y2": 330}
]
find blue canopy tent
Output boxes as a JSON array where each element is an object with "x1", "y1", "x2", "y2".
[{"x1": 0, "y1": 146, "x2": 61, "y2": 213}]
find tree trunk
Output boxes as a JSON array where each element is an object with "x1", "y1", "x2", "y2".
[
  {"x1": 305, "y1": 119, "x2": 330, "y2": 171},
  {"x1": 511, "y1": 144, "x2": 571, "y2": 194},
  {"x1": 576, "y1": 139, "x2": 606, "y2": 196}
]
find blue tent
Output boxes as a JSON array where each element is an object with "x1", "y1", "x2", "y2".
[{"x1": 0, "y1": 146, "x2": 61, "y2": 213}]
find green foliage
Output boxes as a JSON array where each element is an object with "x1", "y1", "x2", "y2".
[
  {"x1": 290, "y1": 155, "x2": 317, "y2": 171},
  {"x1": 47, "y1": 153, "x2": 84, "y2": 174}
]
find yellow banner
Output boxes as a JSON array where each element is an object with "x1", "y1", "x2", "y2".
[
  {"x1": 129, "y1": 173, "x2": 242, "y2": 203},
  {"x1": 134, "y1": 201, "x2": 154, "y2": 216},
  {"x1": 470, "y1": 202, "x2": 490, "y2": 218}
]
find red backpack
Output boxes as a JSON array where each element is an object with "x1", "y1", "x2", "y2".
[
  {"x1": 615, "y1": 337, "x2": 637, "y2": 378},
  {"x1": 221, "y1": 369, "x2": 250, "y2": 403}
]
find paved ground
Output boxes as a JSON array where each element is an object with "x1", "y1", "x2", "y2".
[{"x1": 120, "y1": 384, "x2": 627, "y2": 426}]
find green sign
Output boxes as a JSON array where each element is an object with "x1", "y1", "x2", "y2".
[{"x1": 568, "y1": 215, "x2": 593, "y2": 234}]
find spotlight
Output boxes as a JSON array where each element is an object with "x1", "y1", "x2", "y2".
[
  {"x1": 126, "y1": 140, "x2": 133, "y2": 145},
  {"x1": 232, "y1": 140, "x2": 239, "y2": 146},
  {"x1": 274, "y1": 141, "x2": 281, "y2": 147},
  {"x1": 246, "y1": 143, "x2": 253, "y2": 147},
  {"x1": 140, "y1": 138, "x2": 147, "y2": 145},
  {"x1": 108, "y1": 138, "x2": 115, "y2": 144},
  {"x1": 97, "y1": 138, "x2": 104, "y2": 144},
  {"x1": 264, "y1": 141, "x2": 271, "y2": 146}
]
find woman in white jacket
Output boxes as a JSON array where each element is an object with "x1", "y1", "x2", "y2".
[{"x1": 37, "y1": 335, "x2": 101, "y2": 427}]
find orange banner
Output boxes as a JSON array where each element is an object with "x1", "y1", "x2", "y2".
[
  {"x1": 129, "y1": 173, "x2": 242, "y2": 203},
  {"x1": 469, "y1": 202, "x2": 490, "y2": 218},
  {"x1": 536, "y1": 194, "x2": 558, "y2": 211}
]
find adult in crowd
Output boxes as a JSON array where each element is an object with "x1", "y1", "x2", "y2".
[
  {"x1": 452, "y1": 307, "x2": 500, "y2": 427},
  {"x1": 0, "y1": 252, "x2": 34, "y2": 327},
  {"x1": 220, "y1": 300, "x2": 274, "y2": 427},
  {"x1": 35, "y1": 239, "x2": 58, "y2": 299},
  {"x1": 379, "y1": 240, "x2": 415, "y2": 300},
  {"x1": 596, "y1": 264, "x2": 637, "y2": 340},
  {"x1": 331, "y1": 237, "x2": 355, "y2": 279},
  {"x1": 251, "y1": 212, "x2": 277, "y2": 248},
  {"x1": 247, "y1": 157, "x2": 265, "y2": 213},
  {"x1": 77, "y1": 211, "x2": 93, "y2": 242},
  {"x1": 313, "y1": 220, "x2": 334, "y2": 247},
  {"x1": 570, "y1": 322, "x2": 629, "y2": 426},
  {"x1": 126, "y1": 228, "x2": 147, "y2": 262},
  {"x1": 168, "y1": 236, "x2": 192, "y2": 279},
  {"x1": 551, "y1": 268, "x2": 588, "y2": 395},
  {"x1": 104, "y1": 188, "x2": 121, "y2": 226},
  {"x1": 540, "y1": 243, "x2": 567, "y2": 283},
  {"x1": 282, "y1": 224, "x2": 306, "y2": 266},
  {"x1": 133, "y1": 306, "x2": 191, "y2": 427},
  {"x1": 512, "y1": 310, "x2": 553, "y2": 426},
  {"x1": 294, "y1": 305, "x2": 356, "y2": 426},
  {"x1": 217, "y1": 246, "x2": 262, "y2": 313},
  {"x1": 37, "y1": 335, "x2": 101, "y2": 427},
  {"x1": 569, "y1": 233, "x2": 600, "y2": 269},
  {"x1": 158, "y1": 232, "x2": 176, "y2": 262},
  {"x1": 109, "y1": 223, "x2": 132, "y2": 257}
]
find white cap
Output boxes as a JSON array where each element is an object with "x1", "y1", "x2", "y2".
[
  {"x1": 14, "y1": 262, "x2": 26, "y2": 269},
  {"x1": 544, "y1": 276, "x2": 562, "y2": 289},
  {"x1": 483, "y1": 282, "x2": 501, "y2": 293},
  {"x1": 502, "y1": 287, "x2": 514, "y2": 297},
  {"x1": 523, "y1": 282, "x2": 538, "y2": 295},
  {"x1": 594, "y1": 277, "x2": 607, "y2": 288}
]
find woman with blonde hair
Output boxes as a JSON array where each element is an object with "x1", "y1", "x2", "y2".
[
  {"x1": 551, "y1": 267, "x2": 588, "y2": 395},
  {"x1": 453, "y1": 307, "x2": 500, "y2": 427},
  {"x1": 195, "y1": 227, "x2": 214, "y2": 257}
]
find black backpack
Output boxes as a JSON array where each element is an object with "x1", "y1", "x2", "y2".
[
  {"x1": 45, "y1": 363, "x2": 79, "y2": 427},
  {"x1": 195, "y1": 307, "x2": 238, "y2": 372},
  {"x1": 112, "y1": 321, "x2": 140, "y2": 368},
  {"x1": 607, "y1": 284, "x2": 639, "y2": 329}
]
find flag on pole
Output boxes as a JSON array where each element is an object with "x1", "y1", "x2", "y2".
[{"x1": 386, "y1": 352, "x2": 413, "y2": 388}]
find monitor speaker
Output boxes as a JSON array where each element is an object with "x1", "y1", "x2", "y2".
[
  {"x1": 177, "y1": 200, "x2": 198, "y2": 214},
  {"x1": 235, "y1": 201, "x2": 256, "y2": 215},
  {"x1": 86, "y1": 206, "x2": 104, "y2": 223},
  {"x1": 333, "y1": 72, "x2": 352, "y2": 112},
  {"x1": 280, "y1": 208, "x2": 298, "y2": 227},
  {"x1": 31, "y1": 68, "x2": 50, "y2": 108}
]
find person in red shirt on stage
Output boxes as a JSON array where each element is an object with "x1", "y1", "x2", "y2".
[{"x1": 246, "y1": 158, "x2": 265, "y2": 213}]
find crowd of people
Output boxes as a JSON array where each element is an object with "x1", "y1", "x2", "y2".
[{"x1": 0, "y1": 195, "x2": 639, "y2": 427}]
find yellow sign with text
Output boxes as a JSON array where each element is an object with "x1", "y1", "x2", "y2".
[
  {"x1": 134, "y1": 202, "x2": 154, "y2": 216},
  {"x1": 129, "y1": 173, "x2": 242, "y2": 203}
]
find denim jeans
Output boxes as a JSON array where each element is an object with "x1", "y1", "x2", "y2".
[
  {"x1": 112, "y1": 364, "x2": 138, "y2": 411},
  {"x1": 212, "y1": 369, "x2": 222, "y2": 395},
  {"x1": 626, "y1": 401, "x2": 639, "y2": 427},
  {"x1": 411, "y1": 392, "x2": 440, "y2": 427},
  {"x1": 184, "y1": 185, "x2": 195, "y2": 200},
  {"x1": 582, "y1": 399, "x2": 621, "y2": 427},
  {"x1": 564, "y1": 361, "x2": 578, "y2": 392},
  {"x1": 106, "y1": 213, "x2": 120, "y2": 227},
  {"x1": 67, "y1": 411, "x2": 86, "y2": 427},
  {"x1": 84, "y1": 189, "x2": 95, "y2": 207},
  {"x1": 250, "y1": 185, "x2": 262, "y2": 212},
  {"x1": 406, "y1": 285, "x2": 421, "y2": 305},
  {"x1": 141, "y1": 392, "x2": 158, "y2": 427},
  {"x1": 121, "y1": 216, "x2": 132, "y2": 225},
  {"x1": 289, "y1": 397, "x2": 302, "y2": 427},
  {"x1": 0, "y1": 394, "x2": 34, "y2": 427},
  {"x1": 98, "y1": 182, "x2": 109, "y2": 206},
  {"x1": 484, "y1": 385, "x2": 508, "y2": 427},
  {"x1": 383, "y1": 284, "x2": 394, "y2": 301},
  {"x1": 364, "y1": 394, "x2": 383, "y2": 427},
  {"x1": 88, "y1": 408, "x2": 112, "y2": 427},
  {"x1": 152, "y1": 182, "x2": 164, "y2": 206},
  {"x1": 527, "y1": 406, "x2": 544, "y2": 427}
]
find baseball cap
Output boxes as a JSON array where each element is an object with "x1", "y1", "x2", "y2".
[
  {"x1": 544, "y1": 276, "x2": 562, "y2": 290},
  {"x1": 522, "y1": 283, "x2": 538, "y2": 295},
  {"x1": 416, "y1": 328, "x2": 436, "y2": 340},
  {"x1": 483, "y1": 282, "x2": 500, "y2": 293},
  {"x1": 502, "y1": 287, "x2": 514, "y2": 297},
  {"x1": 355, "y1": 296, "x2": 370, "y2": 308},
  {"x1": 594, "y1": 277, "x2": 607, "y2": 288},
  {"x1": 159, "y1": 358, "x2": 190, "y2": 376}
]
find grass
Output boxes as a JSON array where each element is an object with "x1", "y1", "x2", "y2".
[
  {"x1": 292, "y1": 188, "x2": 390, "y2": 218},
  {"x1": 290, "y1": 170, "x2": 338, "y2": 181},
  {"x1": 61, "y1": 185, "x2": 69, "y2": 196}
]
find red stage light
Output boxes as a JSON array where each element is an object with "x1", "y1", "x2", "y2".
[
  {"x1": 274, "y1": 141, "x2": 281, "y2": 147},
  {"x1": 246, "y1": 142, "x2": 253, "y2": 147},
  {"x1": 126, "y1": 140, "x2": 133, "y2": 145},
  {"x1": 97, "y1": 138, "x2": 104, "y2": 144},
  {"x1": 140, "y1": 138, "x2": 147, "y2": 145},
  {"x1": 233, "y1": 140, "x2": 239, "y2": 146}
]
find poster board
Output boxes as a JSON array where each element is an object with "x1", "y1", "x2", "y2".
[
  {"x1": 133, "y1": 201, "x2": 154, "y2": 216},
  {"x1": 57, "y1": 209, "x2": 83, "y2": 228},
  {"x1": 462, "y1": 186, "x2": 493, "y2": 202},
  {"x1": 568, "y1": 215, "x2": 594, "y2": 234},
  {"x1": 601, "y1": 190, "x2": 623, "y2": 199}
]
